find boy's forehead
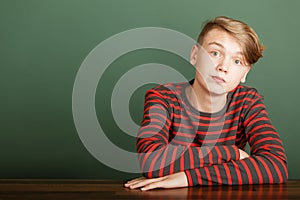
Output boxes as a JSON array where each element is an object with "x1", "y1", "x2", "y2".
[{"x1": 202, "y1": 28, "x2": 243, "y2": 52}]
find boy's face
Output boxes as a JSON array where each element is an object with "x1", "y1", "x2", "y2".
[{"x1": 190, "y1": 28, "x2": 250, "y2": 95}]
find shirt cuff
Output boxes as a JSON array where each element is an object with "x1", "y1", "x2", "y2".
[{"x1": 184, "y1": 169, "x2": 198, "y2": 186}]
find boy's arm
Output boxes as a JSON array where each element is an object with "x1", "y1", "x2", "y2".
[
  {"x1": 137, "y1": 90, "x2": 240, "y2": 178},
  {"x1": 185, "y1": 95, "x2": 288, "y2": 185}
]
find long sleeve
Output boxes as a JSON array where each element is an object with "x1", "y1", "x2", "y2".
[
  {"x1": 137, "y1": 89, "x2": 240, "y2": 178},
  {"x1": 185, "y1": 92, "x2": 288, "y2": 185}
]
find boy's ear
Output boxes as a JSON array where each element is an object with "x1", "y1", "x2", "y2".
[
  {"x1": 240, "y1": 67, "x2": 251, "y2": 83},
  {"x1": 190, "y1": 45, "x2": 198, "y2": 66}
]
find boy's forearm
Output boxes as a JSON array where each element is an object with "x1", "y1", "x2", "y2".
[
  {"x1": 185, "y1": 151, "x2": 288, "y2": 186},
  {"x1": 137, "y1": 141, "x2": 240, "y2": 178}
]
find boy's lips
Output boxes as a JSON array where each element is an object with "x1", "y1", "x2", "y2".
[{"x1": 212, "y1": 76, "x2": 226, "y2": 83}]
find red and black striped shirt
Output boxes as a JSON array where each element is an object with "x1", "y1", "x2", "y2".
[{"x1": 136, "y1": 80, "x2": 288, "y2": 186}]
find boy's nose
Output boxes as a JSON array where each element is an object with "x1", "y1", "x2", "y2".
[
  {"x1": 216, "y1": 59, "x2": 229, "y2": 73},
  {"x1": 217, "y1": 62, "x2": 228, "y2": 73}
]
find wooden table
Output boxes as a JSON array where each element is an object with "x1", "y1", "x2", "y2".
[{"x1": 0, "y1": 179, "x2": 300, "y2": 199}]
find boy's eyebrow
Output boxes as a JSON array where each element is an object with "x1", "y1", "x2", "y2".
[
  {"x1": 208, "y1": 42, "x2": 224, "y2": 48},
  {"x1": 208, "y1": 41, "x2": 244, "y2": 56}
]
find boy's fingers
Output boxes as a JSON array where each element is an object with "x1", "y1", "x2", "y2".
[
  {"x1": 128, "y1": 177, "x2": 164, "y2": 189},
  {"x1": 124, "y1": 177, "x2": 145, "y2": 187},
  {"x1": 141, "y1": 180, "x2": 164, "y2": 191},
  {"x1": 126, "y1": 177, "x2": 145, "y2": 184}
]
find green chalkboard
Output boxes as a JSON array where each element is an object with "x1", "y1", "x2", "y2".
[{"x1": 1, "y1": 0, "x2": 299, "y2": 180}]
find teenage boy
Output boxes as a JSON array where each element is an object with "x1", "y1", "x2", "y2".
[{"x1": 124, "y1": 16, "x2": 288, "y2": 191}]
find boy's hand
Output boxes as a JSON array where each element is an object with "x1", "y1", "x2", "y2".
[
  {"x1": 124, "y1": 149, "x2": 249, "y2": 191},
  {"x1": 124, "y1": 171, "x2": 188, "y2": 191},
  {"x1": 239, "y1": 149, "x2": 250, "y2": 159}
]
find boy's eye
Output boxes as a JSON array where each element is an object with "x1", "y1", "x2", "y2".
[
  {"x1": 234, "y1": 59, "x2": 241, "y2": 65},
  {"x1": 211, "y1": 51, "x2": 219, "y2": 56}
]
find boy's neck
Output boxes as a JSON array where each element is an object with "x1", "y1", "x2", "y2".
[{"x1": 186, "y1": 82, "x2": 227, "y2": 113}]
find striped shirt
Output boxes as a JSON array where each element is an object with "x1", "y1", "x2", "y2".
[{"x1": 136, "y1": 80, "x2": 288, "y2": 186}]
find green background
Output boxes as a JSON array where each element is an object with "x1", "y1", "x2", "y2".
[{"x1": 1, "y1": 0, "x2": 299, "y2": 180}]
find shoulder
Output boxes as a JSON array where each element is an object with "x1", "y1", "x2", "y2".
[
  {"x1": 229, "y1": 85, "x2": 264, "y2": 102},
  {"x1": 143, "y1": 82, "x2": 189, "y2": 109},
  {"x1": 145, "y1": 81, "x2": 188, "y2": 99},
  {"x1": 227, "y1": 85, "x2": 266, "y2": 117},
  {"x1": 143, "y1": 82, "x2": 188, "y2": 113}
]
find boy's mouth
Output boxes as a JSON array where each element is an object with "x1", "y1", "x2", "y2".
[{"x1": 212, "y1": 76, "x2": 226, "y2": 83}]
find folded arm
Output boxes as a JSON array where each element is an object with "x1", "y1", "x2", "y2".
[
  {"x1": 137, "y1": 90, "x2": 240, "y2": 178},
  {"x1": 185, "y1": 96, "x2": 288, "y2": 185}
]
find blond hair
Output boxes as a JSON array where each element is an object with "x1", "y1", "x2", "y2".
[{"x1": 197, "y1": 16, "x2": 265, "y2": 65}]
